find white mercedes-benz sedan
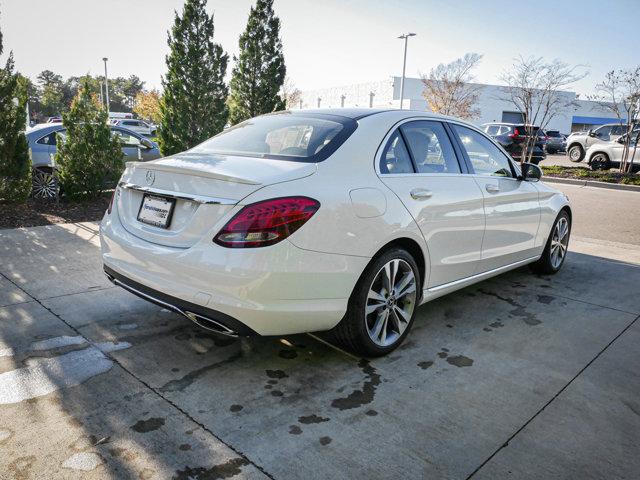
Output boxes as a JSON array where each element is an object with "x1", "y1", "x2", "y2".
[{"x1": 100, "y1": 109, "x2": 571, "y2": 356}]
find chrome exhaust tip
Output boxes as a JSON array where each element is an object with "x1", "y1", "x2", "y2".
[{"x1": 183, "y1": 311, "x2": 238, "y2": 337}]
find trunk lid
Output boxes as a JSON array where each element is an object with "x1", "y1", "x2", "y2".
[{"x1": 116, "y1": 152, "x2": 316, "y2": 248}]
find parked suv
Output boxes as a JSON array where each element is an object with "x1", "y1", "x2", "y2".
[
  {"x1": 566, "y1": 123, "x2": 628, "y2": 162},
  {"x1": 482, "y1": 123, "x2": 546, "y2": 164},
  {"x1": 544, "y1": 130, "x2": 566, "y2": 154},
  {"x1": 585, "y1": 129, "x2": 640, "y2": 172}
]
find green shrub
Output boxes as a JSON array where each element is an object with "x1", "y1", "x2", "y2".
[
  {"x1": 0, "y1": 58, "x2": 31, "y2": 203},
  {"x1": 55, "y1": 79, "x2": 123, "y2": 200}
]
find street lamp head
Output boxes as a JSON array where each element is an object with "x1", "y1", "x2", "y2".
[
  {"x1": 102, "y1": 57, "x2": 108, "y2": 62},
  {"x1": 398, "y1": 33, "x2": 416, "y2": 39}
]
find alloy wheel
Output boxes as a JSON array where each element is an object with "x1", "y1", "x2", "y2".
[
  {"x1": 365, "y1": 259, "x2": 417, "y2": 347},
  {"x1": 32, "y1": 169, "x2": 58, "y2": 199},
  {"x1": 569, "y1": 147, "x2": 581, "y2": 161},
  {"x1": 550, "y1": 217, "x2": 569, "y2": 269}
]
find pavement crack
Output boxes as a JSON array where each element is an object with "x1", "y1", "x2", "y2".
[
  {"x1": 0, "y1": 271, "x2": 276, "y2": 480},
  {"x1": 465, "y1": 312, "x2": 640, "y2": 479}
]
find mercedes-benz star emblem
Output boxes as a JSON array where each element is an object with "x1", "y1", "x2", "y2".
[{"x1": 145, "y1": 171, "x2": 155, "y2": 186}]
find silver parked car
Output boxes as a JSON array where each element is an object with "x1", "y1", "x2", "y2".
[
  {"x1": 26, "y1": 124, "x2": 161, "y2": 198},
  {"x1": 585, "y1": 129, "x2": 640, "y2": 172},
  {"x1": 543, "y1": 130, "x2": 566, "y2": 154},
  {"x1": 566, "y1": 123, "x2": 628, "y2": 162}
]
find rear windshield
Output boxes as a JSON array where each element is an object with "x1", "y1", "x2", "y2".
[
  {"x1": 546, "y1": 130, "x2": 562, "y2": 137},
  {"x1": 191, "y1": 113, "x2": 357, "y2": 163}
]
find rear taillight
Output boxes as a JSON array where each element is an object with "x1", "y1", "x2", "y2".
[
  {"x1": 107, "y1": 189, "x2": 116, "y2": 214},
  {"x1": 509, "y1": 128, "x2": 521, "y2": 138},
  {"x1": 214, "y1": 196, "x2": 320, "y2": 248}
]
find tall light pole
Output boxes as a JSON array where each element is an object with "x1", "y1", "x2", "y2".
[
  {"x1": 397, "y1": 33, "x2": 416, "y2": 110},
  {"x1": 102, "y1": 57, "x2": 110, "y2": 115}
]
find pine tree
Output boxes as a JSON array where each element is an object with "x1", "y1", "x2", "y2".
[
  {"x1": 158, "y1": 0, "x2": 228, "y2": 156},
  {"x1": 228, "y1": 0, "x2": 286, "y2": 125},
  {"x1": 0, "y1": 22, "x2": 31, "y2": 203},
  {"x1": 55, "y1": 79, "x2": 123, "y2": 200}
]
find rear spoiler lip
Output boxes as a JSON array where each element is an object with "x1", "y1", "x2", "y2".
[{"x1": 125, "y1": 161, "x2": 261, "y2": 185}]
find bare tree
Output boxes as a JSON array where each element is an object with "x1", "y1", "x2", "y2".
[
  {"x1": 589, "y1": 67, "x2": 640, "y2": 173},
  {"x1": 421, "y1": 53, "x2": 483, "y2": 119},
  {"x1": 280, "y1": 76, "x2": 302, "y2": 110},
  {"x1": 499, "y1": 56, "x2": 587, "y2": 164}
]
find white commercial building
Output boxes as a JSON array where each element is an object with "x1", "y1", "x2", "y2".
[{"x1": 299, "y1": 76, "x2": 621, "y2": 134}]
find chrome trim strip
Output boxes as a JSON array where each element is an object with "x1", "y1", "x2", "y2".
[
  {"x1": 427, "y1": 256, "x2": 539, "y2": 293},
  {"x1": 118, "y1": 181, "x2": 237, "y2": 205},
  {"x1": 105, "y1": 272, "x2": 238, "y2": 337}
]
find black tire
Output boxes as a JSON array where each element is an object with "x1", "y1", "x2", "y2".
[
  {"x1": 530, "y1": 210, "x2": 571, "y2": 275},
  {"x1": 547, "y1": 148, "x2": 556, "y2": 155},
  {"x1": 590, "y1": 153, "x2": 611, "y2": 171},
  {"x1": 330, "y1": 248, "x2": 421, "y2": 357},
  {"x1": 567, "y1": 145, "x2": 584, "y2": 162}
]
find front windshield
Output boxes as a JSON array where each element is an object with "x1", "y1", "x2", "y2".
[{"x1": 191, "y1": 113, "x2": 357, "y2": 163}]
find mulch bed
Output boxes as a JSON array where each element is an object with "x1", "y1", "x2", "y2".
[{"x1": 0, "y1": 193, "x2": 111, "y2": 230}]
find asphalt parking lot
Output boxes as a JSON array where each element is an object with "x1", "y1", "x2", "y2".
[{"x1": 1, "y1": 184, "x2": 639, "y2": 479}]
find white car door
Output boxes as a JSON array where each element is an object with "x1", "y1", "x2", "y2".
[
  {"x1": 611, "y1": 130, "x2": 640, "y2": 164},
  {"x1": 451, "y1": 124, "x2": 541, "y2": 273},
  {"x1": 378, "y1": 120, "x2": 485, "y2": 288}
]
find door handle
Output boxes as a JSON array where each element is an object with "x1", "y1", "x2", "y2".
[
  {"x1": 485, "y1": 184, "x2": 500, "y2": 194},
  {"x1": 410, "y1": 188, "x2": 433, "y2": 200}
]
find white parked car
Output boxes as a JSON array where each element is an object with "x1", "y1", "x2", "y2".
[
  {"x1": 585, "y1": 129, "x2": 640, "y2": 172},
  {"x1": 111, "y1": 118, "x2": 156, "y2": 136},
  {"x1": 101, "y1": 109, "x2": 571, "y2": 356}
]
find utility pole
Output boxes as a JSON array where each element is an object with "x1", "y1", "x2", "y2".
[
  {"x1": 102, "y1": 57, "x2": 110, "y2": 115},
  {"x1": 397, "y1": 33, "x2": 416, "y2": 109}
]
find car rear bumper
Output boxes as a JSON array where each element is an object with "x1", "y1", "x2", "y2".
[{"x1": 100, "y1": 210, "x2": 369, "y2": 336}]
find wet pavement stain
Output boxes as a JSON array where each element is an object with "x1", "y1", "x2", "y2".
[
  {"x1": 174, "y1": 458, "x2": 250, "y2": 480},
  {"x1": 179, "y1": 444, "x2": 191, "y2": 451},
  {"x1": 483, "y1": 327, "x2": 492, "y2": 332},
  {"x1": 319, "y1": 436, "x2": 332, "y2": 446},
  {"x1": 298, "y1": 414, "x2": 330, "y2": 424},
  {"x1": 365, "y1": 409, "x2": 378, "y2": 416},
  {"x1": 271, "y1": 390, "x2": 284, "y2": 397},
  {"x1": 159, "y1": 353, "x2": 242, "y2": 393},
  {"x1": 537, "y1": 294, "x2": 555, "y2": 305},
  {"x1": 489, "y1": 321, "x2": 504, "y2": 328},
  {"x1": 279, "y1": 349, "x2": 298, "y2": 359},
  {"x1": 131, "y1": 417, "x2": 165, "y2": 433},
  {"x1": 438, "y1": 352, "x2": 448, "y2": 359},
  {"x1": 289, "y1": 425, "x2": 303, "y2": 435},
  {"x1": 331, "y1": 359, "x2": 381, "y2": 411},
  {"x1": 229, "y1": 404, "x2": 243, "y2": 413},
  {"x1": 479, "y1": 289, "x2": 541, "y2": 326},
  {"x1": 417, "y1": 361, "x2": 434, "y2": 370},
  {"x1": 446, "y1": 355, "x2": 474, "y2": 368},
  {"x1": 267, "y1": 379, "x2": 278, "y2": 385},
  {"x1": 265, "y1": 369, "x2": 288, "y2": 379}
]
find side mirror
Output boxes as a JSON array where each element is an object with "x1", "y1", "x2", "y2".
[
  {"x1": 617, "y1": 136, "x2": 626, "y2": 144},
  {"x1": 521, "y1": 162, "x2": 542, "y2": 182},
  {"x1": 140, "y1": 138, "x2": 154, "y2": 150},
  {"x1": 588, "y1": 129, "x2": 596, "y2": 137}
]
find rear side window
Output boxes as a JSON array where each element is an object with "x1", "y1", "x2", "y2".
[
  {"x1": 485, "y1": 125, "x2": 500, "y2": 135},
  {"x1": 400, "y1": 121, "x2": 460, "y2": 174},
  {"x1": 453, "y1": 125, "x2": 513, "y2": 177},
  {"x1": 191, "y1": 113, "x2": 357, "y2": 163},
  {"x1": 612, "y1": 125, "x2": 627, "y2": 135},
  {"x1": 36, "y1": 132, "x2": 58, "y2": 146},
  {"x1": 380, "y1": 131, "x2": 413, "y2": 174},
  {"x1": 547, "y1": 130, "x2": 561, "y2": 137}
]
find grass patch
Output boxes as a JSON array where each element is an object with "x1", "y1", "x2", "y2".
[{"x1": 541, "y1": 165, "x2": 640, "y2": 186}]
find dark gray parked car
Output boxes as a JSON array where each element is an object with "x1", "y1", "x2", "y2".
[{"x1": 26, "y1": 124, "x2": 160, "y2": 198}]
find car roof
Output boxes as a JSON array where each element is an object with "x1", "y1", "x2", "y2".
[{"x1": 285, "y1": 108, "x2": 471, "y2": 123}]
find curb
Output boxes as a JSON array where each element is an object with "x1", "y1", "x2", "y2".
[{"x1": 542, "y1": 176, "x2": 640, "y2": 192}]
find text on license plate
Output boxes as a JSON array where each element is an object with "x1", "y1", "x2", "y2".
[{"x1": 137, "y1": 194, "x2": 175, "y2": 228}]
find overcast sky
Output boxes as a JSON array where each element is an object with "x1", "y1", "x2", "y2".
[{"x1": 1, "y1": 0, "x2": 638, "y2": 95}]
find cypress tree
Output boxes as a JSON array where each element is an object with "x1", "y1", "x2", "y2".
[
  {"x1": 228, "y1": 0, "x2": 286, "y2": 125},
  {"x1": 158, "y1": 0, "x2": 228, "y2": 156},
  {"x1": 0, "y1": 20, "x2": 31, "y2": 203},
  {"x1": 55, "y1": 79, "x2": 123, "y2": 200}
]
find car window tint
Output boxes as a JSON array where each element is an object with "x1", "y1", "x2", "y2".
[
  {"x1": 112, "y1": 129, "x2": 141, "y2": 147},
  {"x1": 485, "y1": 125, "x2": 500, "y2": 136},
  {"x1": 453, "y1": 125, "x2": 513, "y2": 177},
  {"x1": 36, "y1": 132, "x2": 58, "y2": 146},
  {"x1": 401, "y1": 121, "x2": 460, "y2": 174},
  {"x1": 612, "y1": 125, "x2": 626, "y2": 135},
  {"x1": 595, "y1": 125, "x2": 611, "y2": 138},
  {"x1": 380, "y1": 130, "x2": 414, "y2": 174}
]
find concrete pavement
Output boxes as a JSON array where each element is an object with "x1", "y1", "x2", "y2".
[{"x1": 0, "y1": 187, "x2": 639, "y2": 479}]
